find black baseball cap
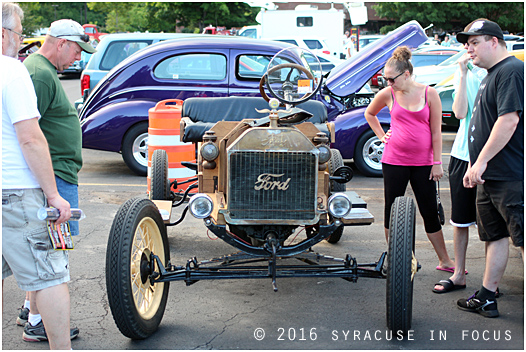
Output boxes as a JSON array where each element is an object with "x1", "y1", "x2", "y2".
[{"x1": 456, "y1": 19, "x2": 504, "y2": 44}]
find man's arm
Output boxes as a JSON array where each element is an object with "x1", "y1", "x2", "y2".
[
  {"x1": 451, "y1": 54, "x2": 471, "y2": 120},
  {"x1": 466, "y1": 111, "x2": 520, "y2": 185},
  {"x1": 14, "y1": 118, "x2": 71, "y2": 223}
]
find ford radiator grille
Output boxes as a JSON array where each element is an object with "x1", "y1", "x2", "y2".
[{"x1": 228, "y1": 151, "x2": 317, "y2": 223}]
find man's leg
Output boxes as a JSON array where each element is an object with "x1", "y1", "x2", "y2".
[
  {"x1": 482, "y1": 237, "x2": 509, "y2": 292},
  {"x1": 32, "y1": 283, "x2": 71, "y2": 350}
]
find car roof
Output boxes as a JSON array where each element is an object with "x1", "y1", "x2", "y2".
[
  {"x1": 134, "y1": 36, "x2": 293, "y2": 57},
  {"x1": 413, "y1": 47, "x2": 462, "y2": 53},
  {"x1": 98, "y1": 32, "x2": 202, "y2": 42}
]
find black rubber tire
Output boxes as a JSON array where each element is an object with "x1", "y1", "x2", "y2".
[
  {"x1": 122, "y1": 122, "x2": 148, "y2": 176},
  {"x1": 386, "y1": 196, "x2": 415, "y2": 335},
  {"x1": 328, "y1": 149, "x2": 346, "y2": 192},
  {"x1": 150, "y1": 149, "x2": 170, "y2": 201},
  {"x1": 106, "y1": 197, "x2": 170, "y2": 339},
  {"x1": 326, "y1": 225, "x2": 343, "y2": 244},
  {"x1": 354, "y1": 127, "x2": 388, "y2": 177}
]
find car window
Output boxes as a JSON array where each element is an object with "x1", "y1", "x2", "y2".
[
  {"x1": 276, "y1": 39, "x2": 298, "y2": 46},
  {"x1": 438, "y1": 50, "x2": 466, "y2": 66},
  {"x1": 304, "y1": 40, "x2": 323, "y2": 50},
  {"x1": 236, "y1": 54, "x2": 293, "y2": 79},
  {"x1": 154, "y1": 53, "x2": 227, "y2": 80},
  {"x1": 84, "y1": 27, "x2": 95, "y2": 34},
  {"x1": 297, "y1": 16, "x2": 313, "y2": 27},
  {"x1": 412, "y1": 54, "x2": 451, "y2": 67},
  {"x1": 239, "y1": 28, "x2": 257, "y2": 38},
  {"x1": 100, "y1": 40, "x2": 153, "y2": 70},
  {"x1": 237, "y1": 54, "x2": 272, "y2": 79}
]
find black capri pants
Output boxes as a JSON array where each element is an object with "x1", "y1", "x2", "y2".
[{"x1": 382, "y1": 163, "x2": 441, "y2": 234}]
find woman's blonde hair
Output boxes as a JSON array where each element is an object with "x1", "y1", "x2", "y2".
[{"x1": 386, "y1": 46, "x2": 413, "y2": 75}]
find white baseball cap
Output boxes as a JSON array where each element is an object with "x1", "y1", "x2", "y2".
[{"x1": 48, "y1": 19, "x2": 96, "y2": 53}]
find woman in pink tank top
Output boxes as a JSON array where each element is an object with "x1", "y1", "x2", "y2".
[{"x1": 364, "y1": 46, "x2": 455, "y2": 273}]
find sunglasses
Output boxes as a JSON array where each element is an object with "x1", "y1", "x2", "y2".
[
  {"x1": 382, "y1": 71, "x2": 405, "y2": 84},
  {"x1": 3, "y1": 27, "x2": 26, "y2": 40},
  {"x1": 56, "y1": 33, "x2": 89, "y2": 43}
]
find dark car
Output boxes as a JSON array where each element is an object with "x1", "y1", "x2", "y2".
[{"x1": 79, "y1": 21, "x2": 428, "y2": 177}]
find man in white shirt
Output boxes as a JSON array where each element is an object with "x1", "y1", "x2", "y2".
[{"x1": 2, "y1": 2, "x2": 76, "y2": 349}]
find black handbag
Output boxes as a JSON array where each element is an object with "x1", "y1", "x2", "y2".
[{"x1": 436, "y1": 181, "x2": 445, "y2": 225}]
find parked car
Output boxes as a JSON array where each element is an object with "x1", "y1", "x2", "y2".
[
  {"x1": 22, "y1": 36, "x2": 46, "y2": 47},
  {"x1": 411, "y1": 46, "x2": 462, "y2": 66},
  {"x1": 83, "y1": 24, "x2": 107, "y2": 41},
  {"x1": 358, "y1": 35, "x2": 384, "y2": 50},
  {"x1": 435, "y1": 49, "x2": 524, "y2": 127},
  {"x1": 80, "y1": 33, "x2": 202, "y2": 97},
  {"x1": 506, "y1": 38, "x2": 524, "y2": 51},
  {"x1": 305, "y1": 52, "x2": 343, "y2": 74},
  {"x1": 410, "y1": 49, "x2": 467, "y2": 86},
  {"x1": 377, "y1": 47, "x2": 462, "y2": 88},
  {"x1": 78, "y1": 21, "x2": 429, "y2": 177},
  {"x1": 237, "y1": 25, "x2": 261, "y2": 39},
  {"x1": 268, "y1": 36, "x2": 335, "y2": 56},
  {"x1": 17, "y1": 41, "x2": 40, "y2": 62}
]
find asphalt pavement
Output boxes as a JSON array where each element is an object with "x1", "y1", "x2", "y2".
[{"x1": 1, "y1": 75, "x2": 523, "y2": 350}]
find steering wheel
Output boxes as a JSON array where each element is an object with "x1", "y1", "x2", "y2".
[{"x1": 259, "y1": 63, "x2": 317, "y2": 105}]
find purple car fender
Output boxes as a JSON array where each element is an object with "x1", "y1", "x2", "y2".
[
  {"x1": 331, "y1": 106, "x2": 390, "y2": 159},
  {"x1": 81, "y1": 100, "x2": 153, "y2": 152}
]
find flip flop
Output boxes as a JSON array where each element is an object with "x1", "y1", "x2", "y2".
[
  {"x1": 436, "y1": 266, "x2": 468, "y2": 275},
  {"x1": 432, "y1": 279, "x2": 466, "y2": 294}
]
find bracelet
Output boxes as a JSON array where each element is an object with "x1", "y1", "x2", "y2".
[{"x1": 433, "y1": 161, "x2": 442, "y2": 165}]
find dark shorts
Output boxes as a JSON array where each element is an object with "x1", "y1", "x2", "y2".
[
  {"x1": 382, "y1": 163, "x2": 441, "y2": 233},
  {"x1": 449, "y1": 157, "x2": 477, "y2": 227},
  {"x1": 55, "y1": 176, "x2": 79, "y2": 236},
  {"x1": 476, "y1": 180, "x2": 524, "y2": 247}
]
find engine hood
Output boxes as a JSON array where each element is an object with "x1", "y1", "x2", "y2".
[{"x1": 324, "y1": 21, "x2": 428, "y2": 97}]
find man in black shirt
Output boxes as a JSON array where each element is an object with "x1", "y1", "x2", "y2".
[{"x1": 455, "y1": 19, "x2": 524, "y2": 318}]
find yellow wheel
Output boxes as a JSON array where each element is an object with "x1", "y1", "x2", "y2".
[{"x1": 106, "y1": 197, "x2": 170, "y2": 339}]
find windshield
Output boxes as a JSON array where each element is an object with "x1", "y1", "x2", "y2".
[{"x1": 438, "y1": 49, "x2": 467, "y2": 66}]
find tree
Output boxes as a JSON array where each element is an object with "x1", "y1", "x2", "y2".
[
  {"x1": 373, "y1": 2, "x2": 523, "y2": 34},
  {"x1": 19, "y1": 2, "x2": 107, "y2": 35},
  {"x1": 146, "y1": 2, "x2": 259, "y2": 33}
]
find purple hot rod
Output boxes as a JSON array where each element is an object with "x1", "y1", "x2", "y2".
[{"x1": 78, "y1": 21, "x2": 428, "y2": 177}]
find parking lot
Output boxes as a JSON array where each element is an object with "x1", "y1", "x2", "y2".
[{"x1": 1, "y1": 76, "x2": 523, "y2": 350}]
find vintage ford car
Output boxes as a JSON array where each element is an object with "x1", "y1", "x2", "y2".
[
  {"x1": 79, "y1": 22, "x2": 427, "y2": 177},
  {"x1": 106, "y1": 38, "x2": 423, "y2": 340}
]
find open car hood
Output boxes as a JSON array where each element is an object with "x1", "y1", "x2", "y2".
[{"x1": 324, "y1": 21, "x2": 428, "y2": 97}]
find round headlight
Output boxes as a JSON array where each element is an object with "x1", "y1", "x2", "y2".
[
  {"x1": 328, "y1": 193, "x2": 352, "y2": 218},
  {"x1": 201, "y1": 142, "x2": 219, "y2": 161},
  {"x1": 317, "y1": 145, "x2": 331, "y2": 164},
  {"x1": 188, "y1": 194, "x2": 214, "y2": 219}
]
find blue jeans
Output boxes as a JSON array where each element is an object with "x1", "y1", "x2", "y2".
[{"x1": 55, "y1": 176, "x2": 79, "y2": 236}]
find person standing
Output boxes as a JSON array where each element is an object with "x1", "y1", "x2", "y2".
[
  {"x1": 364, "y1": 46, "x2": 455, "y2": 271},
  {"x1": 2, "y1": 2, "x2": 73, "y2": 349},
  {"x1": 456, "y1": 19, "x2": 523, "y2": 318},
  {"x1": 432, "y1": 51, "x2": 487, "y2": 294},
  {"x1": 345, "y1": 35, "x2": 357, "y2": 59},
  {"x1": 20, "y1": 18, "x2": 95, "y2": 341}
]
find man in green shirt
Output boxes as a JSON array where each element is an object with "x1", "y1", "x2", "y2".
[{"x1": 21, "y1": 18, "x2": 95, "y2": 344}]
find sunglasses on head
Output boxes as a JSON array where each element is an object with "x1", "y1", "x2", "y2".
[
  {"x1": 382, "y1": 71, "x2": 405, "y2": 84},
  {"x1": 56, "y1": 33, "x2": 89, "y2": 43}
]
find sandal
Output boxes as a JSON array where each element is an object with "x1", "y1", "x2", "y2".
[{"x1": 432, "y1": 279, "x2": 466, "y2": 294}]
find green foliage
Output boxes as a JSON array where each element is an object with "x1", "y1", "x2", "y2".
[
  {"x1": 19, "y1": 2, "x2": 106, "y2": 36},
  {"x1": 18, "y1": 2, "x2": 260, "y2": 35},
  {"x1": 373, "y1": 2, "x2": 524, "y2": 34}
]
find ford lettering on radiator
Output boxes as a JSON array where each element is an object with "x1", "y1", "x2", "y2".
[{"x1": 254, "y1": 173, "x2": 291, "y2": 191}]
